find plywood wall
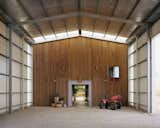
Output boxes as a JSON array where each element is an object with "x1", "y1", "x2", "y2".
[{"x1": 33, "y1": 37, "x2": 128, "y2": 106}]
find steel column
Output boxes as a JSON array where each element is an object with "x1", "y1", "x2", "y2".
[
  {"x1": 8, "y1": 24, "x2": 12, "y2": 114},
  {"x1": 147, "y1": 24, "x2": 152, "y2": 113}
]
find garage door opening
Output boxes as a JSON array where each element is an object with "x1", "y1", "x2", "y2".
[
  {"x1": 72, "y1": 85, "x2": 88, "y2": 107},
  {"x1": 152, "y1": 33, "x2": 160, "y2": 113}
]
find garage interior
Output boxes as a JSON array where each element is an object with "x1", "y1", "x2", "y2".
[{"x1": 0, "y1": 0, "x2": 160, "y2": 127}]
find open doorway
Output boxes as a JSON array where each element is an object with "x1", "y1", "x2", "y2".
[
  {"x1": 152, "y1": 33, "x2": 160, "y2": 113},
  {"x1": 72, "y1": 85, "x2": 88, "y2": 106},
  {"x1": 68, "y1": 80, "x2": 92, "y2": 107}
]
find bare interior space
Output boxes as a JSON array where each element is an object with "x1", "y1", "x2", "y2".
[{"x1": 0, "y1": 0, "x2": 160, "y2": 128}]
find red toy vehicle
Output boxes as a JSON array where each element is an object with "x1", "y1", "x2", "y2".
[
  {"x1": 99, "y1": 98, "x2": 108, "y2": 109},
  {"x1": 99, "y1": 95, "x2": 122, "y2": 110}
]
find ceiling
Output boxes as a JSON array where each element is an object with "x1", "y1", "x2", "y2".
[{"x1": 0, "y1": 0, "x2": 159, "y2": 43}]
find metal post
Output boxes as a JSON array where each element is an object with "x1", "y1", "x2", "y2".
[
  {"x1": 20, "y1": 37, "x2": 25, "y2": 109},
  {"x1": 136, "y1": 35, "x2": 141, "y2": 109},
  {"x1": 147, "y1": 24, "x2": 152, "y2": 113},
  {"x1": 8, "y1": 24, "x2": 12, "y2": 114},
  {"x1": 135, "y1": 36, "x2": 139, "y2": 109}
]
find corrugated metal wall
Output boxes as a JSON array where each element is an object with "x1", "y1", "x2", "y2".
[
  {"x1": 128, "y1": 19, "x2": 160, "y2": 112},
  {"x1": 128, "y1": 33, "x2": 148, "y2": 111},
  {"x1": 0, "y1": 21, "x2": 33, "y2": 114}
]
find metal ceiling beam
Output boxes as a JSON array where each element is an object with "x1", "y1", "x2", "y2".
[
  {"x1": 77, "y1": 0, "x2": 81, "y2": 35},
  {"x1": 17, "y1": 0, "x2": 46, "y2": 39},
  {"x1": 115, "y1": 0, "x2": 140, "y2": 39},
  {"x1": 39, "y1": 0, "x2": 57, "y2": 37},
  {"x1": 104, "y1": 0, "x2": 119, "y2": 36},
  {"x1": 56, "y1": 0, "x2": 68, "y2": 35},
  {"x1": 92, "y1": 0, "x2": 101, "y2": 35},
  {"x1": 127, "y1": 1, "x2": 160, "y2": 42},
  {"x1": 83, "y1": 12, "x2": 144, "y2": 26},
  {"x1": 20, "y1": 12, "x2": 78, "y2": 25},
  {"x1": 20, "y1": 11, "x2": 145, "y2": 26},
  {"x1": 0, "y1": 5, "x2": 34, "y2": 44}
]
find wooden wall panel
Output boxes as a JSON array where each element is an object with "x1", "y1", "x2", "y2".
[{"x1": 33, "y1": 37, "x2": 128, "y2": 106}]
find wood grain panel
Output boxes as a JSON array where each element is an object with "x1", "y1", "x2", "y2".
[{"x1": 33, "y1": 37, "x2": 128, "y2": 106}]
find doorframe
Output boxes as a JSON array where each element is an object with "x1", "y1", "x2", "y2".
[{"x1": 68, "y1": 80, "x2": 92, "y2": 107}]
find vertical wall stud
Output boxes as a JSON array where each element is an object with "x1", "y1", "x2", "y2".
[
  {"x1": 20, "y1": 36, "x2": 25, "y2": 109},
  {"x1": 147, "y1": 25, "x2": 152, "y2": 113},
  {"x1": 135, "y1": 36, "x2": 139, "y2": 109},
  {"x1": 8, "y1": 24, "x2": 12, "y2": 114}
]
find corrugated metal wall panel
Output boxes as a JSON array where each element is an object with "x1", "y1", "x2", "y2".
[
  {"x1": 12, "y1": 78, "x2": 21, "y2": 92},
  {"x1": 12, "y1": 45, "x2": 22, "y2": 62},
  {"x1": 0, "y1": 21, "x2": 9, "y2": 114},
  {"x1": 12, "y1": 61, "x2": 21, "y2": 77},
  {"x1": 0, "y1": 37, "x2": 9, "y2": 56},
  {"x1": 128, "y1": 37, "x2": 148, "y2": 111},
  {"x1": 0, "y1": 20, "x2": 33, "y2": 114}
]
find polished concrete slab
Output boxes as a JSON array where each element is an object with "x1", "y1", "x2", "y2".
[{"x1": 0, "y1": 107, "x2": 160, "y2": 128}]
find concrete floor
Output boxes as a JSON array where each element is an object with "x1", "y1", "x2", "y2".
[{"x1": 0, "y1": 107, "x2": 160, "y2": 128}]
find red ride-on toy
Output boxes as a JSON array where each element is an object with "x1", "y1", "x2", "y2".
[
  {"x1": 99, "y1": 98, "x2": 108, "y2": 109},
  {"x1": 99, "y1": 95, "x2": 122, "y2": 110},
  {"x1": 108, "y1": 95, "x2": 122, "y2": 110}
]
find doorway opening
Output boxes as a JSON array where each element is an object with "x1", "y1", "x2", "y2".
[
  {"x1": 68, "y1": 80, "x2": 92, "y2": 107},
  {"x1": 152, "y1": 33, "x2": 160, "y2": 113},
  {"x1": 72, "y1": 85, "x2": 88, "y2": 106}
]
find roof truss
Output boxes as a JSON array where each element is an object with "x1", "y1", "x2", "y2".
[{"x1": 20, "y1": 11, "x2": 145, "y2": 26}]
